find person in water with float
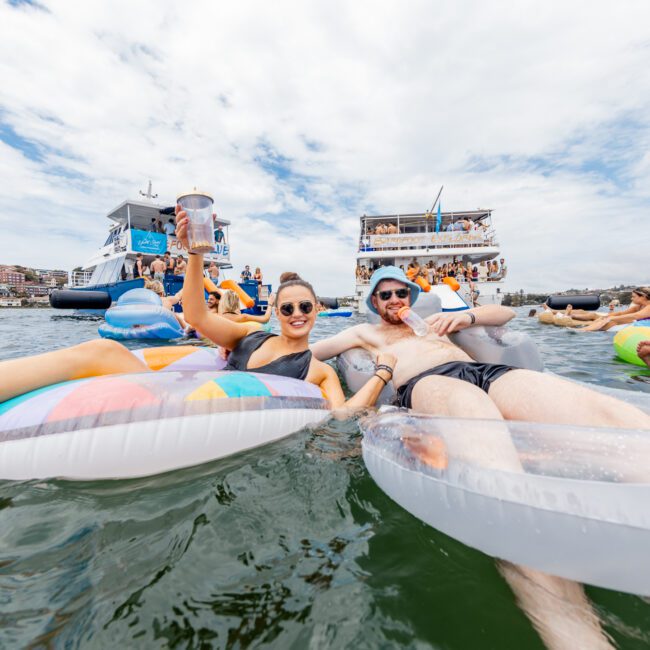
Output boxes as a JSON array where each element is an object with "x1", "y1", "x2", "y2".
[
  {"x1": 174, "y1": 206, "x2": 395, "y2": 410},
  {"x1": 578, "y1": 286, "x2": 650, "y2": 331},
  {"x1": 312, "y1": 265, "x2": 650, "y2": 650},
  {"x1": 0, "y1": 226, "x2": 394, "y2": 413}
]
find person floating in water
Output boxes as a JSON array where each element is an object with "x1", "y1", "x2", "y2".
[
  {"x1": 579, "y1": 287, "x2": 650, "y2": 331},
  {"x1": 311, "y1": 266, "x2": 648, "y2": 650}
]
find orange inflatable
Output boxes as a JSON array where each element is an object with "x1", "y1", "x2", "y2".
[
  {"x1": 406, "y1": 267, "x2": 419, "y2": 281},
  {"x1": 415, "y1": 276, "x2": 431, "y2": 292},
  {"x1": 203, "y1": 276, "x2": 219, "y2": 294},
  {"x1": 220, "y1": 279, "x2": 255, "y2": 309},
  {"x1": 442, "y1": 276, "x2": 460, "y2": 292}
]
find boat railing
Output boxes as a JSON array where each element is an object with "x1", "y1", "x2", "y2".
[
  {"x1": 69, "y1": 271, "x2": 94, "y2": 288},
  {"x1": 358, "y1": 230, "x2": 499, "y2": 252}
]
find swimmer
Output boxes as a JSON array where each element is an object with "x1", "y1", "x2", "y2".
[
  {"x1": 145, "y1": 280, "x2": 188, "y2": 330},
  {"x1": 580, "y1": 287, "x2": 650, "y2": 331},
  {"x1": 217, "y1": 289, "x2": 275, "y2": 325}
]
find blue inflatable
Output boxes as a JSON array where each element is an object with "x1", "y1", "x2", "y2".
[
  {"x1": 98, "y1": 289, "x2": 184, "y2": 340},
  {"x1": 318, "y1": 310, "x2": 352, "y2": 318}
]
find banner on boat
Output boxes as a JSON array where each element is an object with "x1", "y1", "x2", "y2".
[
  {"x1": 365, "y1": 231, "x2": 487, "y2": 250},
  {"x1": 167, "y1": 236, "x2": 230, "y2": 261},
  {"x1": 131, "y1": 230, "x2": 168, "y2": 255}
]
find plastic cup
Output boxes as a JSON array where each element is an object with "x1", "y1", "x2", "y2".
[{"x1": 177, "y1": 189, "x2": 215, "y2": 254}]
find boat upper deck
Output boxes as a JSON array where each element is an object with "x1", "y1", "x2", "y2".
[{"x1": 357, "y1": 209, "x2": 497, "y2": 257}]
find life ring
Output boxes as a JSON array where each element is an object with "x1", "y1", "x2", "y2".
[
  {"x1": 0, "y1": 368, "x2": 328, "y2": 480},
  {"x1": 220, "y1": 279, "x2": 255, "y2": 309},
  {"x1": 613, "y1": 326, "x2": 650, "y2": 366},
  {"x1": 98, "y1": 289, "x2": 184, "y2": 340},
  {"x1": 361, "y1": 408, "x2": 650, "y2": 596}
]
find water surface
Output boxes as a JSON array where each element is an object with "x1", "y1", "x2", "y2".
[{"x1": 0, "y1": 307, "x2": 649, "y2": 649}]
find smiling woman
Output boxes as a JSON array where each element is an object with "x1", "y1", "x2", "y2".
[{"x1": 174, "y1": 207, "x2": 395, "y2": 411}]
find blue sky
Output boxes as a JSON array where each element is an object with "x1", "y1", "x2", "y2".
[{"x1": 0, "y1": 0, "x2": 649, "y2": 294}]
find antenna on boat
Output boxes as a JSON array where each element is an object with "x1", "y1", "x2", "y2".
[
  {"x1": 426, "y1": 185, "x2": 444, "y2": 216},
  {"x1": 139, "y1": 180, "x2": 158, "y2": 200}
]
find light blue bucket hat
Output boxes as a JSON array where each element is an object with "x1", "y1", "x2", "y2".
[{"x1": 365, "y1": 265, "x2": 421, "y2": 314}]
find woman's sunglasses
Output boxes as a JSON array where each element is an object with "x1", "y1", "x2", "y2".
[
  {"x1": 279, "y1": 301, "x2": 314, "y2": 316},
  {"x1": 376, "y1": 288, "x2": 410, "y2": 301}
]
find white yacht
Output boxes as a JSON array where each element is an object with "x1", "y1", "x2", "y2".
[
  {"x1": 354, "y1": 208, "x2": 506, "y2": 313},
  {"x1": 69, "y1": 184, "x2": 231, "y2": 299}
]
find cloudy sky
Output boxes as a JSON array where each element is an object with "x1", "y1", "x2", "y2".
[{"x1": 1, "y1": 0, "x2": 649, "y2": 294}]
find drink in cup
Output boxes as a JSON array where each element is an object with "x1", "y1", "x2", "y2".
[{"x1": 177, "y1": 189, "x2": 215, "y2": 254}]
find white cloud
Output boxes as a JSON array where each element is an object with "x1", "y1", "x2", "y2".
[{"x1": 0, "y1": 0, "x2": 649, "y2": 295}]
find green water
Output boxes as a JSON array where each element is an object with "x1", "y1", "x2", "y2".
[{"x1": 1, "y1": 308, "x2": 649, "y2": 648}]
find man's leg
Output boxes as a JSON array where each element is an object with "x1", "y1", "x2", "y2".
[
  {"x1": 488, "y1": 370, "x2": 650, "y2": 430},
  {"x1": 0, "y1": 339, "x2": 149, "y2": 403},
  {"x1": 409, "y1": 374, "x2": 523, "y2": 471},
  {"x1": 409, "y1": 374, "x2": 613, "y2": 649}
]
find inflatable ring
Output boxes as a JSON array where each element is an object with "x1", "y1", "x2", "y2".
[
  {"x1": 0, "y1": 370, "x2": 328, "y2": 480},
  {"x1": 361, "y1": 409, "x2": 650, "y2": 596},
  {"x1": 613, "y1": 326, "x2": 650, "y2": 366},
  {"x1": 99, "y1": 289, "x2": 184, "y2": 340}
]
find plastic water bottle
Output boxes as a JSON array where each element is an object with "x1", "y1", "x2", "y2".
[{"x1": 398, "y1": 306, "x2": 429, "y2": 336}]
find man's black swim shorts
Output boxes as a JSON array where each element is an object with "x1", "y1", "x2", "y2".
[{"x1": 394, "y1": 361, "x2": 516, "y2": 409}]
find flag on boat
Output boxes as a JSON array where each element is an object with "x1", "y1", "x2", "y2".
[{"x1": 435, "y1": 202, "x2": 442, "y2": 232}]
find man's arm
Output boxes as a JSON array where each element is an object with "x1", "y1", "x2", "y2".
[
  {"x1": 310, "y1": 324, "x2": 367, "y2": 361},
  {"x1": 426, "y1": 304, "x2": 516, "y2": 336}
]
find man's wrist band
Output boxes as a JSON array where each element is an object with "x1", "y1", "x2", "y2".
[
  {"x1": 467, "y1": 312, "x2": 476, "y2": 325},
  {"x1": 374, "y1": 373, "x2": 388, "y2": 386},
  {"x1": 375, "y1": 364, "x2": 394, "y2": 376}
]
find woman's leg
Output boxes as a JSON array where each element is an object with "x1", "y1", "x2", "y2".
[{"x1": 0, "y1": 339, "x2": 149, "y2": 403}]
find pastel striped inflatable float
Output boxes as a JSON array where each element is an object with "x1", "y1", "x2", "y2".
[{"x1": 0, "y1": 355, "x2": 328, "y2": 480}]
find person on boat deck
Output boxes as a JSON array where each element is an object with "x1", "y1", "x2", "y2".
[
  {"x1": 174, "y1": 256, "x2": 187, "y2": 276},
  {"x1": 163, "y1": 218, "x2": 176, "y2": 236},
  {"x1": 213, "y1": 219, "x2": 225, "y2": 243},
  {"x1": 164, "y1": 251, "x2": 175, "y2": 274},
  {"x1": 150, "y1": 255, "x2": 166, "y2": 282},
  {"x1": 174, "y1": 207, "x2": 395, "y2": 409},
  {"x1": 208, "y1": 261, "x2": 220, "y2": 281},
  {"x1": 253, "y1": 267, "x2": 263, "y2": 285},
  {"x1": 240, "y1": 265, "x2": 252, "y2": 281},
  {"x1": 579, "y1": 287, "x2": 650, "y2": 331},
  {"x1": 134, "y1": 253, "x2": 144, "y2": 279},
  {"x1": 149, "y1": 217, "x2": 158, "y2": 232}
]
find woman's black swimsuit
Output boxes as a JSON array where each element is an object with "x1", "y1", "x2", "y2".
[
  {"x1": 394, "y1": 361, "x2": 515, "y2": 409},
  {"x1": 224, "y1": 331, "x2": 312, "y2": 380}
]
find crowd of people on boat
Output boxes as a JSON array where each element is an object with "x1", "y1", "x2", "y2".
[
  {"x1": 356, "y1": 258, "x2": 507, "y2": 285},
  {"x1": 131, "y1": 252, "x2": 188, "y2": 280},
  {"x1": 366, "y1": 219, "x2": 490, "y2": 236}
]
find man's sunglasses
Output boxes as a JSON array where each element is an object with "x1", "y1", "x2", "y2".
[
  {"x1": 375, "y1": 288, "x2": 410, "y2": 301},
  {"x1": 279, "y1": 301, "x2": 314, "y2": 316}
]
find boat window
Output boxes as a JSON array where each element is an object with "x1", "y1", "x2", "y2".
[{"x1": 88, "y1": 255, "x2": 127, "y2": 286}]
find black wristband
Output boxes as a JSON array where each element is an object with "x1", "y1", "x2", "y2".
[
  {"x1": 467, "y1": 312, "x2": 476, "y2": 325},
  {"x1": 375, "y1": 364, "x2": 394, "y2": 376},
  {"x1": 374, "y1": 373, "x2": 388, "y2": 386}
]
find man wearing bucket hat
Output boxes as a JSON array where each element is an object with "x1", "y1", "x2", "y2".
[{"x1": 312, "y1": 266, "x2": 649, "y2": 431}]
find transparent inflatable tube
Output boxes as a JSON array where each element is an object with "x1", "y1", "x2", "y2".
[{"x1": 361, "y1": 411, "x2": 650, "y2": 596}]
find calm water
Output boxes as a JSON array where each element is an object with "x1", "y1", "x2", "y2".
[{"x1": 1, "y1": 307, "x2": 649, "y2": 649}]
